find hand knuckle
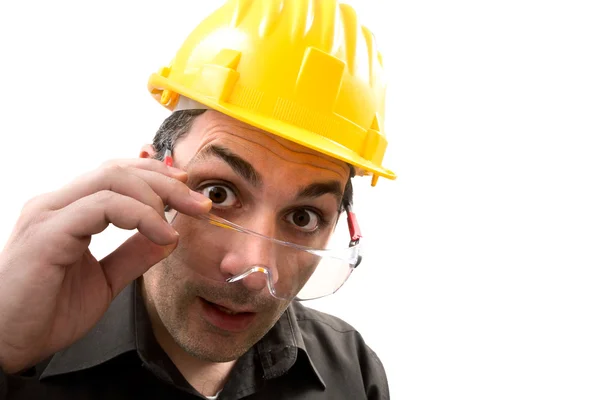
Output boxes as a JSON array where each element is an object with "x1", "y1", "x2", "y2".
[
  {"x1": 93, "y1": 190, "x2": 115, "y2": 203},
  {"x1": 165, "y1": 176, "x2": 179, "y2": 186},
  {"x1": 22, "y1": 194, "x2": 45, "y2": 213},
  {"x1": 104, "y1": 163, "x2": 126, "y2": 175},
  {"x1": 141, "y1": 203, "x2": 158, "y2": 219},
  {"x1": 151, "y1": 193, "x2": 165, "y2": 211},
  {"x1": 100, "y1": 159, "x2": 117, "y2": 169},
  {"x1": 20, "y1": 195, "x2": 53, "y2": 223}
]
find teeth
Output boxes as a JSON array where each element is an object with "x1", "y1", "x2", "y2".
[{"x1": 215, "y1": 304, "x2": 239, "y2": 315}]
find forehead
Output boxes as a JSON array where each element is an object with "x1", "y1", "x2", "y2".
[{"x1": 174, "y1": 111, "x2": 350, "y2": 182}]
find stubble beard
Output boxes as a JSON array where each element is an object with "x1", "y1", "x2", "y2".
[{"x1": 150, "y1": 256, "x2": 289, "y2": 362}]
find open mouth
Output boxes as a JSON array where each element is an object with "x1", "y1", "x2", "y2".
[{"x1": 198, "y1": 297, "x2": 257, "y2": 332}]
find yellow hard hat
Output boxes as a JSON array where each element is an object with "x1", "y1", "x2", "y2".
[{"x1": 148, "y1": 0, "x2": 396, "y2": 186}]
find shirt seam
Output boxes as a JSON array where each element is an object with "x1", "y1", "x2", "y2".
[{"x1": 295, "y1": 317, "x2": 356, "y2": 334}]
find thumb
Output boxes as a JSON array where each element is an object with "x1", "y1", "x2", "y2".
[{"x1": 100, "y1": 232, "x2": 178, "y2": 297}]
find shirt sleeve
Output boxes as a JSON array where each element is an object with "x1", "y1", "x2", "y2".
[
  {"x1": 362, "y1": 345, "x2": 390, "y2": 400},
  {"x1": 0, "y1": 363, "x2": 46, "y2": 400},
  {"x1": 0, "y1": 366, "x2": 7, "y2": 400}
]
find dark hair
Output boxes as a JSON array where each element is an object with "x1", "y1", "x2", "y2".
[{"x1": 152, "y1": 110, "x2": 354, "y2": 210}]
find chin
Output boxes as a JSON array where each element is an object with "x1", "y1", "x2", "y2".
[
  {"x1": 146, "y1": 259, "x2": 290, "y2": 361},
  {"x1": 168, "y1": 305, "x2": 276, "y2": 362}
]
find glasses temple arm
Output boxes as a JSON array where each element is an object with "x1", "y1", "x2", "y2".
[{"x1": 345, "y1": 204, "x2": 362, "y2": 246}]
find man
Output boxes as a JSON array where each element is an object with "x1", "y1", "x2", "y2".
[{"x1": 0, "y1": 0, "x2": 396, "y2": 398}]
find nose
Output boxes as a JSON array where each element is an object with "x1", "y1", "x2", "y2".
[{"x1": 218, "y1": 224, "x2": 280, "y2": 293}]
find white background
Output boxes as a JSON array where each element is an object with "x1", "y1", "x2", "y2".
[{"x1": 1, "y1": 1, "x2": 599, "y2": 398}]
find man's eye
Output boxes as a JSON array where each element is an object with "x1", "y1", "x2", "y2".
[
  {"x1": 285, "y1": 209, "x2": 320, "y2": 232},
  {"x1": 200, "y1": 185, "x2": 238, "y2": 207}
]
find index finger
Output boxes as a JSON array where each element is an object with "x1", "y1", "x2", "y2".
[
  {"x1": 43, "y1": 158, "x2": 187, "y2": 211},
  {"x1": 102, "y1": 158, "x2": 188, "y2": 180}
]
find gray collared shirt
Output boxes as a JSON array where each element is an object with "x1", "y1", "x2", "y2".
[{"x1": 0, "y1": 280, "x2": 389, "y2": 399}]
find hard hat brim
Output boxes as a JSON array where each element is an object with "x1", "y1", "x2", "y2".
[{"x1": 149, "y1": 74, "x2": 397, "y2": 181}]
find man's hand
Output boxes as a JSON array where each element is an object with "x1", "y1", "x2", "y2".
[{"x1": 0, "y1": 158, "x2": 211, "y2": 373}]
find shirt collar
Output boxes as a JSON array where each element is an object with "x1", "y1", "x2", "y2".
[
  {"x1": 40, "y1": 279, "x2": 325, "y2": 389},
  {"x1": 40, "y1": 283, "x2": 137, "y2": 379},
  {"x1": 257, "y1": 303, "x2": 325, "y2": 388}
]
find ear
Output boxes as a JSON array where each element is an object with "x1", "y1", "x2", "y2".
[{"x1": 139, "y1": 144, "x2": 156, "y2": 159}]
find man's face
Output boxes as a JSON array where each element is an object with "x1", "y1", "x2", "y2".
[{"x1": 142, "y1": 110, "x2": 350, "y2": 362}]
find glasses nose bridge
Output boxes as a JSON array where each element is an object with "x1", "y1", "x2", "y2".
[
  {"x1": 192, "y1": 210, "x2": 358, "y2": 301},
  {"x1": 217, "y1": 214, "x2": 283, "y2": 286}
]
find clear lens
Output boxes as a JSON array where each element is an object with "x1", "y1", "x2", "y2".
[{"x1": 167, "y1": 210, "x2": 359, "y2": 301}]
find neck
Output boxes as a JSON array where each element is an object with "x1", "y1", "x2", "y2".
[
  {"x1": 155, "y1": 328, "x2": 236, "y2": 396},
  {"x1": 140, "y1": 281, "x2": 236, "y2": 397}
]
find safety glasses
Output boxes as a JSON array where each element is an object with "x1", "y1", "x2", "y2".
[
  {"x1": 167, "y1": 207, "x2": 362, "y2": 301},
  {"x1": 163, "y1": 146, "x2": 363, "y2": 301}
]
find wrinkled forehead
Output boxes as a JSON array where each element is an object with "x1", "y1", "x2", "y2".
[{"x1": 175, "y1": 111, "x2": 350, "y2": 180}]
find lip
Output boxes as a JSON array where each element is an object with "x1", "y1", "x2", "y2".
[
  {"x1": 205, "y1": 299, "x2": 257, "y2": 314},
  {"x1": 197, "y1": 297, "x2": 257, "y2": 332}
]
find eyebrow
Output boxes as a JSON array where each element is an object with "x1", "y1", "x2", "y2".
[
  {"x1": 194, "y1": 144, "x2": 343, "y2": 202},
  {"x1": 197, "y1": 144, "x2": 263, "y2": 187},
  {"x1": 296, "y1": 181, "x2": 343, "y2": 204}
]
